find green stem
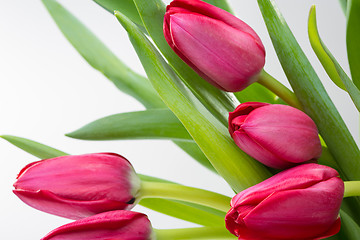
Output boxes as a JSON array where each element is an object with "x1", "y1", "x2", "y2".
[
  {"x1": 155, "y1": 227, "x2": 235, "y2": 240},
  {"x1": 344, "y1": 181, "x2": 360, "y2": 197},
  {"x1": 140, "y1": 181, "x2": 231, "y2": 212},
  {"x1": 258, "y1": 70, "x2": 303, "y2": 109}
]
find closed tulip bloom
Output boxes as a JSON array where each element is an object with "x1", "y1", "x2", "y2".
[
  {"x1": 41, "y1": 210, "x2": 154, "y2": 240},
  {"x1": 229, "y1": 102, "x2": 322, "y2": 169},
  {"x1": 225, "y1": 163, "x2": 344, "y2": 240},
  {"x1": 164, "y1": 0, "x2": 265, "y2": 92},
  {"x1": 13, "y1": 153, "x2": 141, "y2": 219}
]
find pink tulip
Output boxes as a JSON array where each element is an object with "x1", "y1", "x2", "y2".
[
  {"x1": 163, "y1": 0, "x2": 265, "y2": 92},
  {"x1": 225, "y1": 163, "x2": 344, "y2": 240},
  {"x1": 41, "y1": 210, "x2": 154, "y2": 240},
  {"x1": 229, "y1": 102, "x2": 322, "y2": 169},
  {"x1": 13, "y1": 153, "x2": 141, "y2": 219}
]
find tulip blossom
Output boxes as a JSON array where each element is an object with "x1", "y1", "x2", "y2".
[
  {"x1": 163, "y1": 0, "x2": 265, "y2": 92},
  {"x1": 229, "y1": 102, "x2": 322, "y2": 169},
  {"x1": 225, "y1": 163, "x2": 344, "y2": 240},
  {"x1": 13, "y1": 153, "x2": 141, "y2": 219},
  {"x1": 41, "y1": 210, "x2": 154, "y2": 240}
]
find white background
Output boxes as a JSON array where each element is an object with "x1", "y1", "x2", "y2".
[{"x1": 0, "y1": 0, "x2": 356, "y2": 239}]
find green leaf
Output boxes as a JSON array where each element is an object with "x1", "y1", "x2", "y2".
[
  {"x1": 133, "y1": 0, "x2": 237, "y2": 126},
  {"x1": 308, "y1": 6, "x2": 360, "y2": 112},
  {"x1": 66, "y1": 109, "x2": 192, "y2": 141},
  {"x1": 339, "y1": 0, "x2": 348, "y2": 14},
  {"x1": 138, "y1": 174, "x2": 225, "y2": 226},
  {"x1": 2, "y1": 136, "x2": 223, "y2": 225},
  {"x1": 139, "y1": 198, "x2": 225, "y2": 227},
  {"x1": 234, "y1": 82, "x2": 277, "y2": 104},
  {"x1": 93, "y1": 0, "x2": 144, "y2": 27},
  {"x1": 337, "y1": 210, "x2": 360, "y2": 239},
  {"x1": 42, "y1": 0, "x2": 164, "y2": 109},
  {"x1": 347, "y1": 0, "x2": 360, "y2": 88},
  {"x1": 0, "y1": 135, "x2": 68, "y2": 159},
  {"x1": 115, "y1": 11, "x2": 271, "y2": 192},
  {"x1": 173, "y1": 141, "x2": 215, "y2": 172},
  {"x1": 257, "y1": 0, "x2": 360, "y2": 182},
  {"x1": 308, "y1": 6, "x2": 347, "y2": 91}
]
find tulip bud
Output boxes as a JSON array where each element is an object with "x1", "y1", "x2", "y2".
[
  {"x1": 41, "y1": 210, "x2": 154, "y2": 240},
  {"x1": 225, "y1": 163, "x2": 344, "y2": 239},
  {"x1": 13, "y1": 153, "x2": 141, "y2": 219},
  {"x1": 229, "y1": 102, "x2": 322, "y2": 169},
  {"x1": 164, "y1": 0, "x2": 265, "y2": 92}
]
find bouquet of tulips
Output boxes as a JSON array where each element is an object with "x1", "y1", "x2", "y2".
[{"x1": 3, "y1": 0, "x2": 360, "y2": 239}]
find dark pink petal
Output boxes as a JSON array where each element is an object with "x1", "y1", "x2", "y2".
[{"x1": 41, "y1": 210, "x2": 153, "y2": 240}]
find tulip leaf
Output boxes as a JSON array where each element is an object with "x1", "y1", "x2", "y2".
[
  {"x1": 42, "y1": 0, "x2": 164, "y2": 109},
  {"x1": 346, "y1": 0, "x2": 360, "y2": 89},
  {"x1": 257, "y1": 0, "x2": 360, "y2": 182},
  {"x1": 234, "y1": 82, "x2": 277, "y2": 104},
  {"x1": 93, "y1": 0, "x2": 144, "y2": 27},
  {"x1": 339, "y1": 0, "x2": 348, "y2": 14},
  {"x1": 0, "y1": 135, "x2": 68, "y2": 159},
  {"x1": 115, "y1": 11, "x2": 272, "y2": 192},
  {"x1": 308, "y1": 6, "x2": 360, "y2": 112},
  {"x1": 2, "y1": 135, "x2": 225, "y2": 225},
  {"x1": 66, "y1": 109, "x2": 193, "y2": 141},
  {"x1": 338, "y1": 210, "x2": 360, "y2": 240},
  {"x1": 139, "y1": 198, "x2": 225, "y2": 227},
  {"x1": 138, "y1": 174, "x2": 225, "y2": 226},
  {"x1": 132, "y1": 0, "x2": 237, "y2": 126},
  {"x1": 308, "y1": 6, "x2": 347, "y2": 91}
]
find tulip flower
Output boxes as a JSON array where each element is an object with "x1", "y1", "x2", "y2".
[
  {"x1": 225, "y1": 163, "x2": 344, "y2": 240},
  {"x1": 229, "y1": 102, "x2": 322, "y2": 169},
  {"x1": 163, "y1": 0, "x2": 265, "y2": 92},
  {"x1": 41, "y1": 210, "x2": 154, "y2": 240},
  {"x1": 13, "y1": 153, "x2": 141, "y2": 219}
]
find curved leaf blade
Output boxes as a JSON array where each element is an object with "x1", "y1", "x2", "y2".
[
  {"x1": 42, "y1": 0, "x2": 164, "y2": 109},
  {"x1": 308, "y1": 6, "x2": 346, "y2": 91},
  {"x1": 93, "y1": 0, "x2": 143, "y2": 27},
  {"x1": 308, "y1": 6, "x2": 360, "y2": 112},
  {"x1": 346, "y1": 0, "x2": 360, "y2": 88},
  {"x1": 66, "y1": 109, "x2": 192, "y2": 141},
  {"x1": 257, "y1": 0, "x2": 360, "y2": 182},
  {"x1": 115, "y1": 11, "x2": 271, "y2": 192},
  {"x1": 1, "y1": 135, "x2": 68, "y2": 159}
]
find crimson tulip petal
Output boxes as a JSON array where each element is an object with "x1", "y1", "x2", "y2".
[
  {"x1": 225, "y1": 164, "x2": 344, "y2": 239},
  {"x1": 164, "y1": 0, "x2": 265, "y2": 92},
  {"x1": 229, "y1": 102, "x2": 322, "y2": 169},
  {"x1": 41, "y1": 210, "x2": 153, "y2": 240},
  {"x1": 13, "y1": 153, "x2": 140, "y2": 219}
]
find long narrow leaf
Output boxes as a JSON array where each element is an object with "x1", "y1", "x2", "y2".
[
  {"x1": 346, "y1": 0, "x2": 360, "y2": 88},
  {"x1": 308, "y1": 6, "x2": 346, "y2": 91},
  {"x1": 1, "y1": 135, "x2": 68, "y2": 159},
  {"x1": 42, "y1": 0, "x2": 164, "y2": 109},
  {"x1": 202, "y1": 0, "x2": 233, "y2": 13},
  {"x1": 308, "y1": 6, "x2": 360, "y2": 112},
  {"x1": 133, "y1": 0, "x2": 237, "y2": 126},
  {"x1": 66, "y1": 109, "x2": 192, "y2": 141},
  {"x1": 93, "y1": 0, "x2": 143, "y2": 27},
  {"x1": 234, "y1": 82, "x2": 277, "y2": 104},
  {"x1": 2, "y1": 135, "x2": 223, "y2": 225},
  {"x1": 115, "y1": 11, "x2": 271, "y2": 192},
  {"x1": 257, "y1": 0, "x2": 360, "y2": 181}
]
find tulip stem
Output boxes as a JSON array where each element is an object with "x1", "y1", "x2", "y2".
[
  {"x1": 258, "y1": 70, "x2": 303, "y2": 109},
  {"x1": 140, "y1": 181, "x2": 231, "y2": 212},
  {"x1": 155, "y1": 227, "x2": 235, "y2": 239},
  {"x1": 344, "y1": 181, "x2": 360, "y2": 198}
]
